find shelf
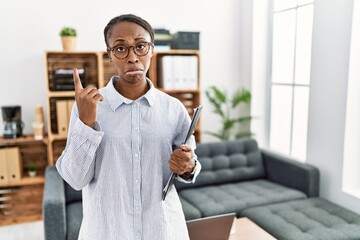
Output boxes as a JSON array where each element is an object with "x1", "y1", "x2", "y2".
[
  {"x1": 48, "y1": 135, "x2": 67, "y2": 141},
  {"x1": 0, "y1": 176, "x2": 44, "y2": 188},
  {"x1": 45, "y1": 51, "x2": 99, "y2": 94},
  {"x1": 0, "y1": 135, "x2": 48, "y2": 147},
  {"x1": 45, "y1": 50, "x2": 101, "y2": 55},
  {"x1": 47, "y1": 91, "x2": 75, "y2": 97}
]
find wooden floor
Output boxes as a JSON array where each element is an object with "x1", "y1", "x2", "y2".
[
  {"x1": 0, "y1": 220, "x2": 44, "y2": 240},
  {"x1": 229, "y1": 217, "x2": 276, "y2": 240}
]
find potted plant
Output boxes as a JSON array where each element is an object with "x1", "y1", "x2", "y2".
[
  {"x1": 28, "y1": 162, "x2": 36, "y2": 177},
  {"x1": 205, "y1": 86, "x2": 253, "y2": 141},
  {"x1": 60, "y1": 27, "x2": 77, "y2": 51}
]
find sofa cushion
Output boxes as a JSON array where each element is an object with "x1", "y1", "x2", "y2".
[
  {"x1": 179, "y1": 197, "x2": 202, "y2": 220},
  {"x1": 66, "y1": 202, "x2": 83, "y2": 240},
  {"x1": 176, "y1": 139, "x2": 265, "y2": 190},
  {"x1": 242, "y1": 198, "x2": 360, "y2": 240},
  {"x1": 179, "y1": 179, "x2": 306, "y2": 219}
]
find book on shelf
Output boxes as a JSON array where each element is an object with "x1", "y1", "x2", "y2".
[
  {"x1": 154, "y1": 28, "x2": 172, "y2": 50},
  {"x1": 50, "y1": 68, "x2": 87, "y2": 91},
  {"x1": 158, "y1": 55, "x2": 198, "y2": 90}
]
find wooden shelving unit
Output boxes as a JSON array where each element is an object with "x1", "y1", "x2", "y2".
[
  {"x1": 0, "y1": 135, "x2": 47, "y2": 226},
  {"x1": 0, "y1": 176, "x2": 44, "y2": 187}
]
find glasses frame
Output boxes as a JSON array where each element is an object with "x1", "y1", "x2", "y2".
[{"x1": 107, "y1": 42, "x2": 154, "y2": 60}]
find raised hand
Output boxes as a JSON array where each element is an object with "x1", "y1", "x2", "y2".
[{"x1": 73, "y1": 68, "x2": 103, "y2": 128}]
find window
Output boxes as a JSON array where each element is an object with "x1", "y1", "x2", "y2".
[
  {"x1": 268, "y1": 0, "x2": 314, "y2": 160},
  {"x1": 342, "y1": 0, "x2": 360, "y2": 198}
]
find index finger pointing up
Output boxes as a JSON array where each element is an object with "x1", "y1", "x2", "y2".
[{"x1": 73, "y1": 68, "x2": 83, "y2": 91}]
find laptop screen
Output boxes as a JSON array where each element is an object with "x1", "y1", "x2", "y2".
[{"x1": 186, "y1": 213, "x2": 236, "y2": 240}]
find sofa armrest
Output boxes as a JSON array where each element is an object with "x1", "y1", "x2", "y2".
[
  {"x1": 261, "y1": 149, "x2": 320, "y2": 197},
  {"x1": 43, "y1": 166, "x2": 67, "y2": 240}
]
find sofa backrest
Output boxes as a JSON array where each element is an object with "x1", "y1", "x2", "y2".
[{"x1": 175, "y1": 138, "x2": 265, "y2": 190}]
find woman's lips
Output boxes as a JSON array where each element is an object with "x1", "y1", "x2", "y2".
[
  {"x1": 125, "y1": 68, "x2": 143, "y2": 76},
  {"x1": 126, "y1": 67, "x2": 142, "y2": 72}
]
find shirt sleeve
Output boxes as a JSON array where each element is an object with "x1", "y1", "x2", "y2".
[{"x1": 55, "y1": 103, "x2": 104, "y2": 190}]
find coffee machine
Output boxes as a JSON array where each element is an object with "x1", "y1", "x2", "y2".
[{"x1": 1, "y1": 105, "x2": 24, "y2": 139}]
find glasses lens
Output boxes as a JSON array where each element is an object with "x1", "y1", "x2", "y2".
[
  {"x1": 114, "y1": 45, "x2": 128, "y2": 59},
  {"x1": 134, "y1": 43, "x2": 150, "y2": 56},
  {"x1": 112, "y1": 43, "x2": 151, "y2": 59}
]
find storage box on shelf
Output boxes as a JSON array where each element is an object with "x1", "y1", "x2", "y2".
[
  {"x1": 0, "y1": 135, "x2": 47, "y2": 226},
  {"x1": 45, "y1": 50, "x2": 201, "y2": 164}
]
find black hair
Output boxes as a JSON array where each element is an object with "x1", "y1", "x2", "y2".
[{"x1": 104, "y1": 14, "x2": 154, "y2": 47}]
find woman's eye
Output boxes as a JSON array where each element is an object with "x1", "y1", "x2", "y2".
[
  {"x1": 136, "y1": 44, "x2": 145, "y2": 50},
  {"x1": 116, "y1": 46, "x2": 126, "y2": 52}
]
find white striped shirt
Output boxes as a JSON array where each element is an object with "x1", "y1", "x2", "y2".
[{"x1": 56, "y1": 77, "x2": 201, "y2": 240}]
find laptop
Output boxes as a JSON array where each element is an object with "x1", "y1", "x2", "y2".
[{"x1": 186, "y1": 213, "x2": 236, "y2": 240}]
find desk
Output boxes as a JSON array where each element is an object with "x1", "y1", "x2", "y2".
[{"x1": 229, "y1": 217, "x2": 277, "y2": 240}]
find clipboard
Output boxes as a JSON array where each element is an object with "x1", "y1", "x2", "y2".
[{"x1": 162, "y1": 105, "x2": 203, "y2": 201}]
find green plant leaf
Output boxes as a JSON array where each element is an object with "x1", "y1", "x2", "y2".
[
  {"x1": 206, "y1": 88, "x2": 225, "y2": 118},
  {"x1": 29, "y1": 162, "x2": 36, "y2": 171},
  {"x1": 207, "y1": 86, "x2": 227, "y2": 103},
  {"x1": 232, "y1": 88, "x2": 251, "y2": 108},
  {"x1": 205, "y1": 85, "x2": 254, "y2": 141},
  {"x1": 60, "y1": 27, "x2": 77, "y2": 37},
  {"x1": 234, "y1": 116, "x2": 252, "y2": 123},
  {"x1": 224, "y1": 119, "x2": 235, "y2": 130}
]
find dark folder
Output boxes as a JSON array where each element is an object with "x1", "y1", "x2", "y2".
[{"x1": 162, "y1": 105, "x2": 203, "y2": 200}]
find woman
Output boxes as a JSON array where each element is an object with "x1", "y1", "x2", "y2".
[{"x1": 56, "y1": 14, "x2": 201, "y2": 240}]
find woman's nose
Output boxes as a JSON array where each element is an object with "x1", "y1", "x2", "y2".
[{"x1": 127, "y1": 47, "x2": 139, "y2": 63}]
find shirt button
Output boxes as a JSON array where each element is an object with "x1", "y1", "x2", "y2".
[
  {"x1": 134, "y1": 127, "x2": 139, "y2": 131},
  {"x1": 135, "y1": 179, "x2": 139, "y2": 183},
  {"x1": 134, "y1": 153, "x2": 138, "y2": 157},
  {"x1": 136, "y1": 206, "x2": 140, "y2": 210}
]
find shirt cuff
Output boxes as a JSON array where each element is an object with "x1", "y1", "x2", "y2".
[
  {"x1": 71, "y1": 118, "x2": 104, "y2": 147},
  {"x1": 176, "y1": 158, "x2": 202, "y2": 183}
]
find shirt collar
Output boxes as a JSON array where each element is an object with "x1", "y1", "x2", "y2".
[{"x1": 105, "y1": 76, "x2": 156, "y2": 111}]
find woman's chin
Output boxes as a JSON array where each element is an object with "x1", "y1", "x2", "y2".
[{"x1": 123, "y1": 73, "x2": 146, "y2": 83}]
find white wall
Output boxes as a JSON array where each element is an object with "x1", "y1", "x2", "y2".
[
  {"x1": 0, "y1": 0, "x2": 252, "y2": 142},
  {"x1": 251, "y1": 0, "x2": 270, "y2": 148},
  {"x1": 307, "y1": 0, "x2": 360, "y2": 213}
]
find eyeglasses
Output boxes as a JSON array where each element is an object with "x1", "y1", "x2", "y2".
[{"x1": 107, "y1": 42, "x2": 153, "y2": 60}]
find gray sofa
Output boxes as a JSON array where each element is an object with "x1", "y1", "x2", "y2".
[
  {"x1": 43, "y1": 138, "x2": 360, "y2": 240},
  {"x1": 242, "y1": 198, "x2": 360, "y2": 240},
  {"x1": 176, "y1": 139, "x2": 319, "y2": 220}
]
